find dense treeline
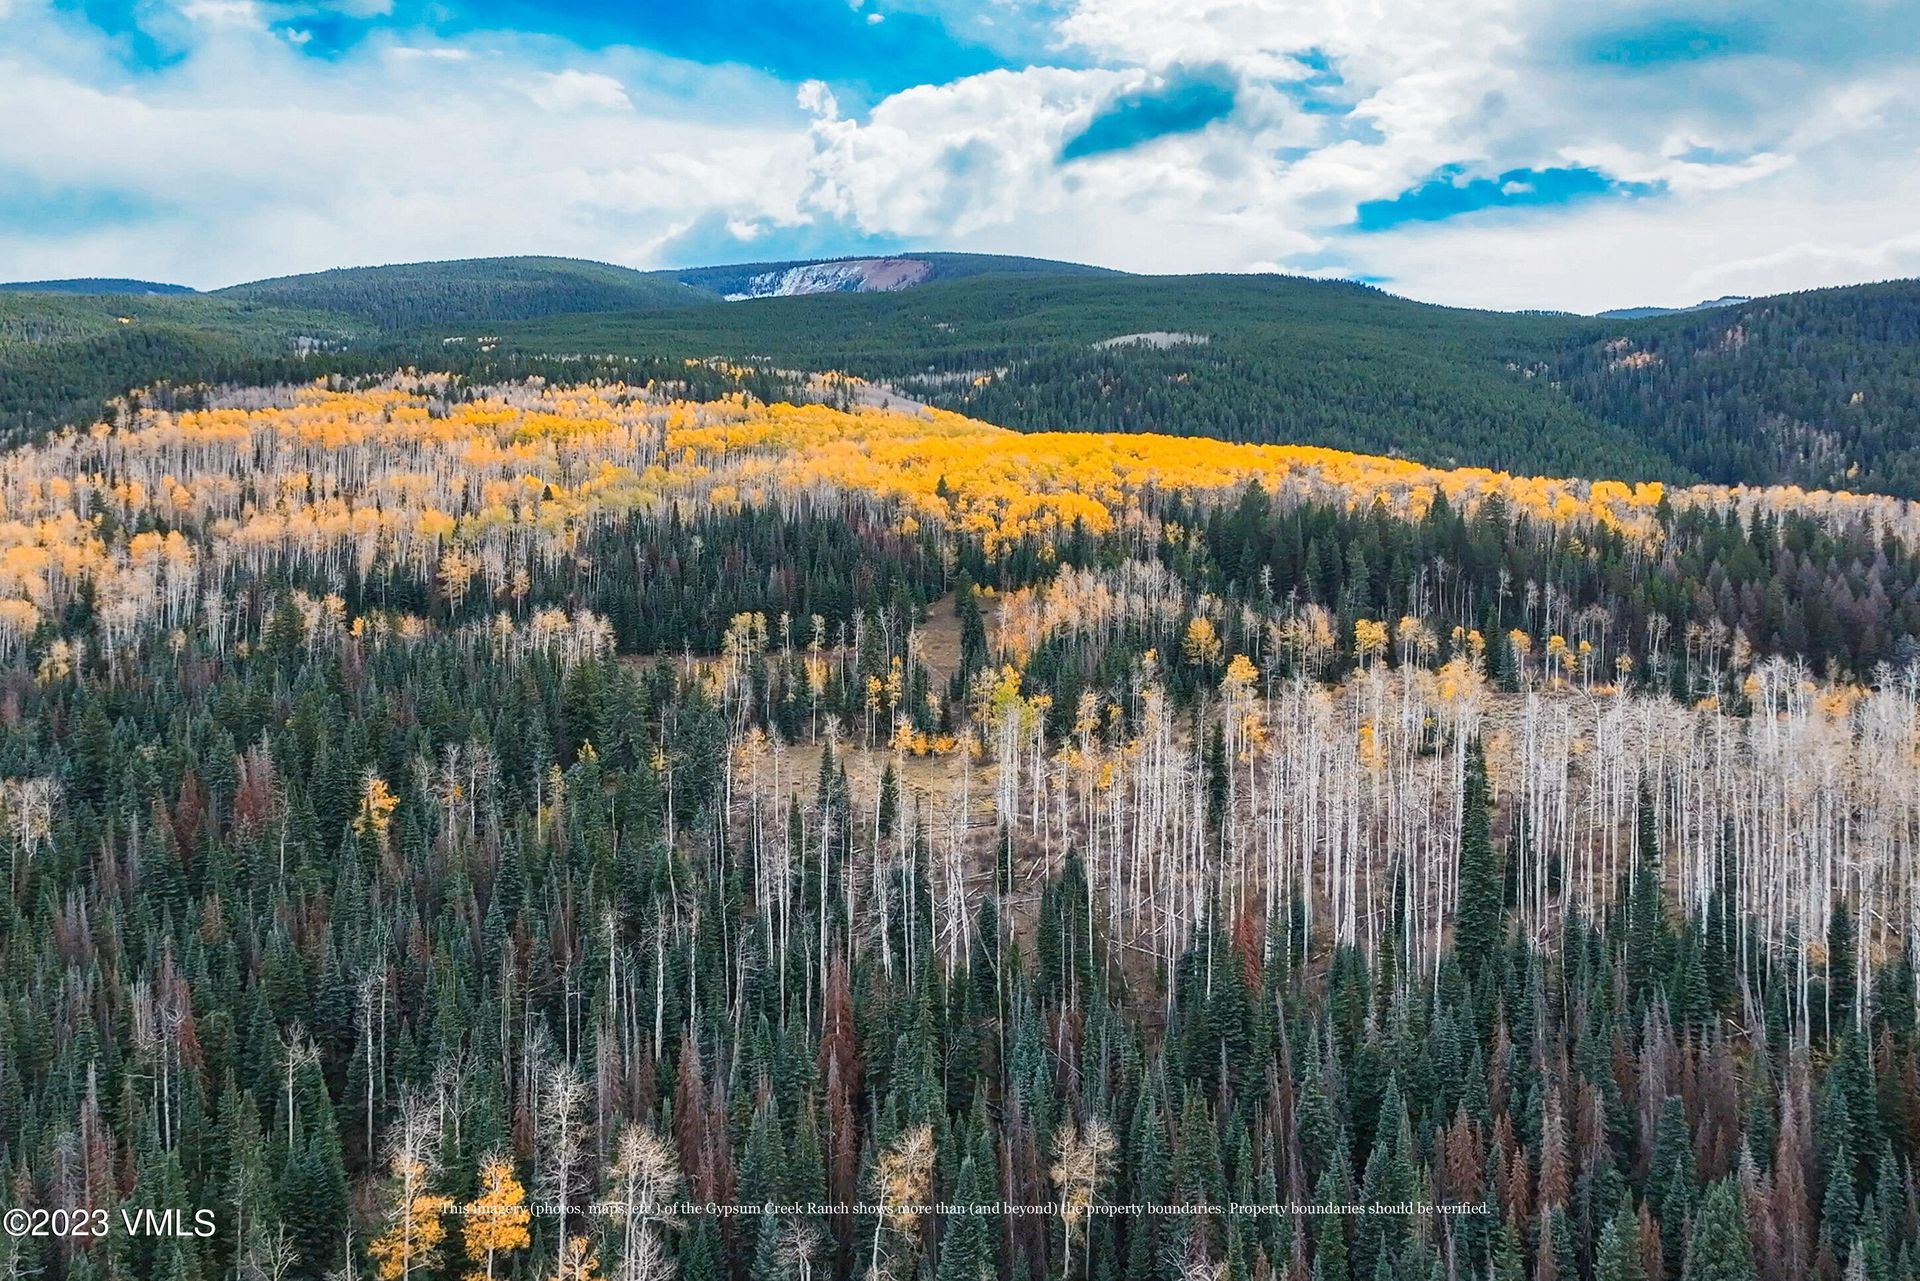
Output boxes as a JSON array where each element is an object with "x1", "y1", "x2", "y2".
[
  {"x1": 1166, "y1": 484, "x2": 1920, "y2": 686},
  {"x1": 2, "y1": 563, "x2": 1917, "y2": 1281},
  {"x1": 0, "y1": 333, "x2": 795, "y2": 449},
  {"x1": 4, "y1": 373, "x2": 1920, "y2": 1281}
]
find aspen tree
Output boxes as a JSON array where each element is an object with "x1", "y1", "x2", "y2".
[
  {"x1": 368, "y1": 1095, "x2": 453, "y2": 1281},
  {"x1": 463, "y1": 1156, "x2": 532, "y2": 1281}
]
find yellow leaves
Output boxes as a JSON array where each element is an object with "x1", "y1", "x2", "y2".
[
  {"x1": 369, "y1": 1192, "x2": 453, "y2": 1281},
  {"x1": 887, "y1": 719, "x2": 957, "y2": 757},
  {"x1": 438, "y1": 547, "x2": 476, "y2": 605},
  {"x1": 1358, "y1": 720, "x2": 1384, "y2": 771},
  {"x1": 1222, "y1": 652, "x2": 1259, "y2": 694},
  {"x1": 1545, "y1": 633, "x2": 1574, "y2": 680},
  {"x1": 1816, "y1": 684, "x2": 1859, "y2": 719},
  {"x1": 358, "y1": 773, "x2": 399, "y2": 846},
  {"x1": 462, "y1": 1157, "x2": 531, "y2": 1279},
  {"x1": 1182, "y1": 616, "x2": 1223, "y2": 667},
  {"x1": 0, "y1": 374, "x2": 1901, "y2": 656},
  {"x1": 1353, "y1": 618, "x2": 1389, "y2": 662},
  {"x1": 416, "y1": 508, "x2": 457, "y2": 541},
  {"x1": 1432, "y1": 655, "x2": 1484, "y2": 706},
  {"x1": 0, "y1": 599, "x2": 41, "y2": 659}
]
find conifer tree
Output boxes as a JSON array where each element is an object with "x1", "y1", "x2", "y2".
[
  {"x1": 1682, "y1": 1179, "x2": 1757, "y2": 1281},
  {"x1": 1455, "y1": 738, "x2": 1501, "y2": 970}
]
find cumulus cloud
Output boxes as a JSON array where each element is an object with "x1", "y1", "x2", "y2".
[
  {"x1": 0, "y1": 0, "x2": 1916, "y2": 306},
  {"x1": 0, "y1": 1, "x2": 814, "y2": 285}
]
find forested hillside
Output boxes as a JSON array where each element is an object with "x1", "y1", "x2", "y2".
[
  {"x1": 498, "y1": 275, "x2": 1667, "y2": 480},
  {"x1": 3, "y1": 259, "x2": 1917, "y2": 499},
  {"x1": 1552, "y1": 281, "x2": 1920, "y2": 495},
  {"x1": 2, "y1": 373, "x2": 1918, "y2": 1281},
  {"x1": 215, "y1": 258, "x2": 712, "y2": 330},
  {"x1": 494, "y1": 274, "x2": 1920, "y2": 495}
]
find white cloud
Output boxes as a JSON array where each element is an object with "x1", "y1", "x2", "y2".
[
  {"x1": 526, "y1": 69, "x2": 633, "y2": 113},
  {"x1": 179, "y1": 0, "x2": 266, "y2": 27},
  {"x1": 796, "y1": 79, "x2": 839, "y2": 119},
  {"x1": 0, "y1": 0, "x2": 1915, "y2": 308},
  {"x1": 0, "y1": 8, "x2": 814, "y2": 286}
]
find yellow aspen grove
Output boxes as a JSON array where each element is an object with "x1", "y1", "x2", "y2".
[
  {"x1": 462, "y1": 1156, "x2": 531, "y2": 1281},
  {"x1": 2, "y1": 376, "x2": 1910, "y2": 653}
]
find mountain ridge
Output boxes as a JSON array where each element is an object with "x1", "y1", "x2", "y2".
[
  {"x1": 1597, "y1": 294, "x2": 1753, "y2": 319},
  {"x1": 0, "y1": 277, "x2": 197, "y2": 296}
]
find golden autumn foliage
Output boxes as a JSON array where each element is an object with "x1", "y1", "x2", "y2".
[
  {"x1": 5, "y1": 374, "x2": 1919, "y2": 658},
  {"x1": 462, "y1": 1157, "x2": 531, "y2": 1281},
  {"x1": 358, "y1": 774, "x2": 399, "y2": 846},
  {"x1": 368, "y1": 1182, "x2": 453, "y2": 1281},
  {"x1": 1181, "y1": 616, "x2": 1223, "y2": 667}
]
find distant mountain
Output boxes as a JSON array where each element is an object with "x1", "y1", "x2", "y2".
[
  {"x1": 216, "y1": 256, "x2": 711, "y2": 328},
  {"x1": 669, "y1": 252, "x2": 1119, "y2": 301},
  {"x1": 1597, "y1": 295, "x2": 1752, "y2": 319},
  {"x1": 206, "y1": 253, "x2": 1115, "y2": 327},
  {"x1": 0, "y1": 278, "x2": 196, "y2": 296}
]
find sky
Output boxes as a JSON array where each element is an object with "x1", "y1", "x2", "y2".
[{"x1": 2, "y1": 0, "x2": 1918, "y2": 312}]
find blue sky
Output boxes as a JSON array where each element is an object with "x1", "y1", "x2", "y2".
[{"x1": 3, "y1": 0, "x2": 1918, "y2": 310}]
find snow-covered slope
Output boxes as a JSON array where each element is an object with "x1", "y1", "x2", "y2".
[{"x1": 722, "y1": 257, "x2": 934, "y2": 300}]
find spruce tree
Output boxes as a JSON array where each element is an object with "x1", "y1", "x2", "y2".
[
  {"x1": 1682, "y1": 1178, "x2": 1757, "y2": 1281},
  {"x1": 1455, "y1": 738, "x2": 1501, "y2": 973}
]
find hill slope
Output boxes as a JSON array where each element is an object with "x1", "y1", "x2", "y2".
[
  {"x1": 0, "y1": 291, "x2": 355, "y2": 446},
  {"x1": 494, "y1": 272, "x2": 1920, "y2": 494},
  {"x1": 215, "y1": 255, "x2": 711, "y2": 328},
  {"x1": 1554, "y1": 281, "x2": 1920, "y2": 494},
  {"x1": 494, "y1": 273, "x2": 1671, "y2": 480}
]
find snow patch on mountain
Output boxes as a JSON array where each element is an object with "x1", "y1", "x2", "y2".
[
  {"x1": 723, "y1": 257, "x2": 934, "y2": 300},
  {"x1": 1093, "y1": 331, "x2": 1208, "y2": 349}
]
